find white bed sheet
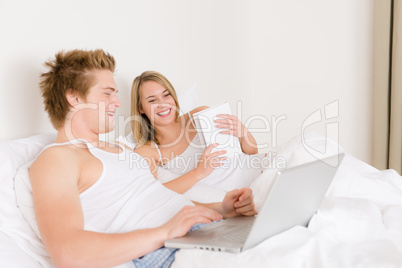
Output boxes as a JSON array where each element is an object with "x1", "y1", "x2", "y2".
[
  {"x1": 1, "y1": 132, "x2": 401, "y2": 268},
  {"x1": 172, "y1": 133, "x2": 402, "y2": 268}
]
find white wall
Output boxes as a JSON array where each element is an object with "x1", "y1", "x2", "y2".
[
  {"x1": 247, "y1": 0, "x2": 373, "y2": 164},
  {"x1": 0, "y1": 0, "x2": 373, "y2": 164}
]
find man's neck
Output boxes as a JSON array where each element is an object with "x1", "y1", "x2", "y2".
[{"x1": 56, "y1": 123, "x2": 100, "y2": 145}]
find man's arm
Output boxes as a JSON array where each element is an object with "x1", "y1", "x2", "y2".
[
  {"x1": 194, "y1": 188, "x2": 257, "y2": 218},
  {"x1": 30, "y1": 147, "x2": 221, "y2": 268}
]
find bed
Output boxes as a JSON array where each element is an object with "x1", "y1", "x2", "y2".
[{"x1": 1, "y1": 129, "x2": 401, "y2": 268}]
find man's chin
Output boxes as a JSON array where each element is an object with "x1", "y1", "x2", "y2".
[{"x1": 99, "y1": 124, "x2": 115, "y2": 136}]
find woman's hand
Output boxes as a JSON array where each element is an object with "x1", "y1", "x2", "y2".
[
  {"x1": 215, "y1": 114, "x2": 258, "y2": 155},
  {"x1": 214, "y1": 114, "x2": 248, "y2": 138},
  {"x1": 194, "y1": 143, "x2": 227, "y2": 178}
]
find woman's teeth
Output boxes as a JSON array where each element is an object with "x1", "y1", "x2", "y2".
[{"x1": 157, "y1": 109, "x2": 171, "y2": 116}]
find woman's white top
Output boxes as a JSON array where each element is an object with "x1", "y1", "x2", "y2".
[
  {"x1": 154, "y1": 130, "x2": 267, "y2": 203},
  {"x1": 156, "y1": 132, "x2": 205, "y2": 175}
]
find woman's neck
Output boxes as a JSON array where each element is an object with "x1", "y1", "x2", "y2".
[{"x1": 154, "y1": 120, "x2": 184, "y2": 145}]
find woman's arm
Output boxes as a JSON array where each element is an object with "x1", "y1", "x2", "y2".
[
  {"x1": 135, "y1": 142, "x2": 226, "y2": 194},
  {"x1": 163, "y1": 143, "x2": 226, "y2": 194},
  {"x1": 162, "y1": 169, "x2": 204, "y2": 194},
  {"x1": 239, "y1": 127, "x2": 258, "y2": 155},
  {"x1": 215, "y1": 114, "x2": 258, "y2": 155}
]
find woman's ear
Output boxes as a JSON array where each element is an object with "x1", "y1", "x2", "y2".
[{"x1": 66, "y1": 89, "x2": 81, "y2": 107}]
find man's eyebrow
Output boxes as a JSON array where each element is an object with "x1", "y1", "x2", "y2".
[{"x1": 104, "y1": 87, "x2": 118, "y2": 93}]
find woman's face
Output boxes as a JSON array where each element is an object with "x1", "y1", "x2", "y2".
[{"x1": 139, "y1": 80, "x2": 177, "y2": 127}]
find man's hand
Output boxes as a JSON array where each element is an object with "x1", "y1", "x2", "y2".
[
  {"x1": 219, "y1": 188, "x2": 257, "y2": 218},
  {"x1": 160, "y1": 205, "x2": 223, "y2": 240}
]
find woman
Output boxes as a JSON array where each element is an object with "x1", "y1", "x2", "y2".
[{"x1": 131, "y1": 71, "x2": 265, "y2": 198}]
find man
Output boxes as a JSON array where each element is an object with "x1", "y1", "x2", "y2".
[{"x1": 29, "y1": 49, "x2": 256, "y2": 267}]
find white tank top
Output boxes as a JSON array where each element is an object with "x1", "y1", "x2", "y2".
[
  {"x1": 79, "y1": 140, "x2": 194, "y2": 232},
  {"x1": 156, "y1": 132, "x2": 205, "y2": 175},
  {"x1": 17, "y1": 139, "x2": 194, "y2": 236}
]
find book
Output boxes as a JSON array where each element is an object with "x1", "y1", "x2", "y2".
[{"x1": 192, "y1": 102, "x2": 242, "y2": 158}]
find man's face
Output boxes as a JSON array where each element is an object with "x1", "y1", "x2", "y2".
[{"x1": 78, "y1": 69, "x2": 121, "y2": 135}]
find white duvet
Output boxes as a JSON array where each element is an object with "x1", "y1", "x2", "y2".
[
  {"x1": 1, "y1": 131, "x2": 401, "y2": 268},
  {"x1": 173, "y1": 133, "x2": 402, "y2": 268}
]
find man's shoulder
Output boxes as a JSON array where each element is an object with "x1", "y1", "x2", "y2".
[
  {"x1": 33, "y1": 143, "x2": 87, "y2": 167},
  {"x1": 29, "y1": 143, "x2": 87, "y2": 185},
  {"x1": 43, "y1": 143, "x2": 86, "y2": 155}
]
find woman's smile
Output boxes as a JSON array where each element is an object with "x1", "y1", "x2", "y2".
[{"x1": 157, "y1": 108, "x2": 172, "y2": 117}]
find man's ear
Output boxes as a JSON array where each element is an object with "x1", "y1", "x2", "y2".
[{"x1": 66, "y1": 89, "x2": 81, "y2": 107}]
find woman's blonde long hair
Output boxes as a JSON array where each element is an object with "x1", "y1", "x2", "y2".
[{"x1": 131, "y1": 70, "x2": 180, "y2": 145}]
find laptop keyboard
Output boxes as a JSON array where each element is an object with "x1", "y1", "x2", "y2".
[{"x1": 212, "y1": 224, "x2": 252, "y2": 243}]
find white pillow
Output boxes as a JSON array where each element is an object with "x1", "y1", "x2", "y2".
[
  {"x1": 0, "y1": 134, "x2": 56, "y2": 266},
  {"x1": 178, "y1": 83, "x2": 199, "y2": 116},
  {"x1": 0, "y1": 134, "x2": 55, "y2": 226},
  {"x1": 0, "y1": 134, "x2": 56, "y2": 226},
  {"x1": 118, "y1": 83, "x2": 199, "y2": 147}
]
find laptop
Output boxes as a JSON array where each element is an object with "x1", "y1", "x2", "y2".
[{"x1": 165, "y1": 153, "x2": 344, "y2": 253}]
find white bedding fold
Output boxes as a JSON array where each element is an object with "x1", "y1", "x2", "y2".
[{"x1": 172, "y1": 133, "x2": 402, "y2": 268}]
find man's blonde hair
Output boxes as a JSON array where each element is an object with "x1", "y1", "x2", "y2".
[
  {"x1": 39, "y1": 49, "x2": 115, "y2": 129},
  {"x1": 131, "y1": 70, "x2": 180, "y2": 145}
]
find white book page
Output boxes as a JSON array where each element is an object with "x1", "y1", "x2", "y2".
[{"x1": 193, "y1": 103, "x2": 241, "y2": 157}]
